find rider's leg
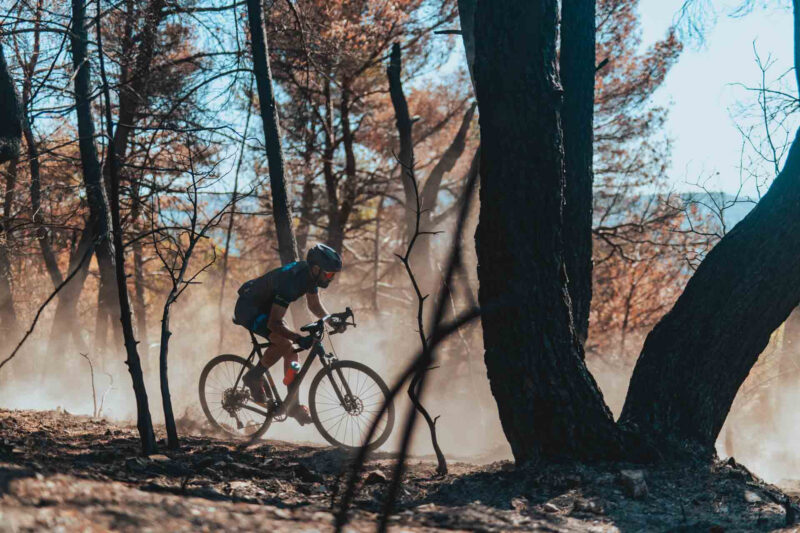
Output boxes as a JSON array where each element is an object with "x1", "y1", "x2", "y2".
[
  {"x1": 263, "y1": 332, "x2": 293, "y2": 369},
  {"x1": 267, "y1": 334, "x2": 311, "y2": 425}
]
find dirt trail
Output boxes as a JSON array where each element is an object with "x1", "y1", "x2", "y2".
[{"x1": 1, "y1": 409, "x2": 799, "y2": 532}]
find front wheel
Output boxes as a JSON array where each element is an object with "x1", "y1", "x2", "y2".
[{"x1": 309, "y1": 360, "x2": 395, "y2": 451}]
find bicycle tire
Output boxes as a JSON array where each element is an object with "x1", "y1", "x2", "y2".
[
  {"x1": 199, "y1": 354, "x2": 273, "y2": 439},
  {"x1": 309, "y1": 360, "x2": 395, "y2": 451}
]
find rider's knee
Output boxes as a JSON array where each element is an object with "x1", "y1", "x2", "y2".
[{"x1": 269, "y1": 333, "x2": 293, "y2": 350}]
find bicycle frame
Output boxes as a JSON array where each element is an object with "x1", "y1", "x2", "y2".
[{"x1": 232, "y1": 329, "x2": 357, "y2": 421}]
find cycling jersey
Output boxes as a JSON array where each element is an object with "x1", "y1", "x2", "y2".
[{"x1": 234, "y1": 261, "x2": 318, "y2": 334}]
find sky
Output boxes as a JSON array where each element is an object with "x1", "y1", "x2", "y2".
[{"x1": 637, "y1": 0, "x2": 795, "y2": 194}]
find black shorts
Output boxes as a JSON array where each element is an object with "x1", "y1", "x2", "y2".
[{"x1": 234, "y1": 296, "x2": 271, "y2": 338}]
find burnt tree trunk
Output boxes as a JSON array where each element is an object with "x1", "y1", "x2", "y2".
[
  {"x1": 56, "y1": 0, "x2": 118, "y2": 355},
  {"x1": 415, "y1": 103, "x2": 476, "y2": 287},
  {"x1": 619, "y1": 129, "x2": 800, "y2": 455},
  {"x1": 94, "y1": 0, "x2": 166, "y2": 353},
  {"x1": 559, "y1": 0, "x2": 596, "y2": 346},
  {"x1": 457, "y1": 0, "x2": 476, "y2": 89},
  {"x1": 96, "y1": 0, "x2": 157, "y2": 455},
  {"x1": 132, "y1": 237, "x2": 148, "y2": 361},
  {"x1": 159, "y1": 293, "x2": 178, "y2": 448},
  {"x1": 19, "y1": 1, "x2": 62, "y2": 289},
  {"x1": 321, "y1": 79, "x2": 344, "y2": 252},
  {"x1": 470, "y1": 0, "x2": 624, "y2": 463},
  {"x1": 130, "y1": 176, "x2": 149, "y2": 364},
  {"x1": 387, "y1": 43, "x2": 417, "y2": 245},
  {"x1": 333, "y1": 87, "x2": 358, "y2": 253},
  {"x1": 49, "y1": 227, "x2": 93, "y2": 352},
  {"x1": 246, "y1": 0, "x2": 298, "y2": 265},
  {"x1": 23, "y1": 104, "x2": 63, "y2": 289},
  {"x1": 0, "y1": 158, "x2": 19, "y2": 338},
  {"x1": 619, "y1": 0, "x2": 800, "y2": 457},
  {"x1": 0, "y1": 43, "x2": 22, "y2": 163}
]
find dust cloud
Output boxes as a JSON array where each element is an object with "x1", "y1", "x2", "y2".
[
  {"x1": 0, "y1": 272, "x2": 510, "y2": 462},
  {"x1": 2, "y1": 268, "x2": 798, "y2": 483}
]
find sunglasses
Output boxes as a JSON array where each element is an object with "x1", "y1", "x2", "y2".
[{"x1": 322, "y1": 270, "x2": 337, "y2": 280}]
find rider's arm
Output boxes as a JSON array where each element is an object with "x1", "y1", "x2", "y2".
[
  {"x1": 266, "y1": 303, "x2": 301, "y2": 342},
  {"x1": 305, "y1": 292, "x2": 329, "y2": 319}
]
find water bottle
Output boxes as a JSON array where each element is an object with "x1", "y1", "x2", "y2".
[{"x1": 283, "y1": 360, "x2": 301, "y2": 386}]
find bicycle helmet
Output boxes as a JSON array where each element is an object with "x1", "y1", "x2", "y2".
[{"x1": 307, "y1": 243, "x2": 342, "y2": 288}]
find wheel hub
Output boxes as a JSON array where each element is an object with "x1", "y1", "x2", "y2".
[
  {"x1": 222, "y1": 387, "x2": 248, "y2": 412},
  {"x1": 344, "y1": 395, "x2": 364, "y2": 416}
]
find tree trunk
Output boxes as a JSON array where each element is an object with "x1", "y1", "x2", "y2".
[
  {"x1": 372, "y1": 196, "x2": 384, "y2": 310},
  {"x1": 415, "y1": 103, "x2": 476, "y2": 288},
  {"x1": 456, "y1": 0, "x2": 476, "y2": 89},
  {"x1": 0, "y1": 158, "x2": 19, "y2": 338},
  {"x1": 94, "y1": 0, "x2": 166, "y2": 352},
  {"x1": 619, "y1": 129, "x2": 800, "y2": 455},
  {"x1": 132, "y1": 237, "x2": 149, "y2": 362},
  {"x1": 60, "y1": 0, "x2": 117, "y2": 357},
  {"x1": 0, "y1": 43, "x2": 22, "y2": 164},
  {"x1": 387, "y1": 43, "x2": 417, "y2": 246},
  {"x1": 619, "y1": 1, "x2": 800, "y2": 457},
  {"x1": 95, "y1": 0, "x2": 157, "y2": 455},
  {"x1": 18, "y1": 0, "x2": 61, "y2": 289},
  {"x1": 23, "y1": 117, "x2": 62, "y2": 288},
  {"x1": 559, "y1": 0, "x2": 596, "y2": 346},
  {"x1": 159, "y1": 294, "x2": 178, "y2": 448},
  {"x1": 246, "y1": 0, "x2": 298, "y2": 265},
  {"x1": 333, "y1": 87, "x2": 358, "y2": 253},
  {"x1": 321, "y1": 80, "x2": 342, "y2": 252},
  {"x1": 470, "y1": 0, "x2": 623, "y2": 463},
  {"x1": 49, "y1": 227, "x2": 93, "y2": 352}
]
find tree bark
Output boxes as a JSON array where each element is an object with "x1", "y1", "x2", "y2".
[
  {"x1": 560, "y1": 0, "x2": 596, "y2": 347},
  {"x1": 246, "y1": 0, "x2": 298, "y2": 265},
  {"x1": 619, "y1": 129, "x2": 800, "y2": 454},
  {"x1": 456, "y1": 0, "x2": 476, "y2": 89},
  {"x1": 619, "y1": 0, "x2": 800, "y2": 457},
  {"x1": 0, "y1": 43, "x2": 22, "y2": 164},
  {"x1": 57, "y1": 0, "x2": 118, "y2": 356},
  {"x1": 333, "y1": 87, "x2": 358, "y2": 253},
  {"x1": 321, "y1": 79, "x2": 340, "y2": 252},
  {"x1": 159, "y1": 296, "x2": 178, "y2": 448},
  {"x1": 416, "y1": 103, "x2": 476, "y2": 287},
  {"x1": 95, "y1": 0, "x2": 157, "y2": 455},
  {"x1": 387, "y1": 43, "x2": 417, "y2": 245},
  {"x1": 23, "y1": 115, "x2": 62, "y2": 288},
  {"x1": 132, "y1": 238, "x2": 148, "y2": 362},
  {"x1": 420, "y1": 104, "x2": 476, "y2": 228},
  {"x1": 18, "y1": 0, "x2": 62, "y2": 289},
  {"x1": 0, "y1": 158, "x2": 19, "y2": 338},
  {"x1": 470, "y1": 0, "x2": 624, "y2": 463},
  {"x1": 94, "y1": 0, "x2": 166, "y2": 352}
]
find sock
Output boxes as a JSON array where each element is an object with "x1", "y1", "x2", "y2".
[{"x1": 245, "y1": 362, "x2": 267, "y2": 379}]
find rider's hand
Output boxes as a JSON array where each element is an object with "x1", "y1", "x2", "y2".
[
  {"x1": 295, "y1": 335, "x2": 314, "y2": 350},
  {"x1": 327, "y1": 317, "x2": 346, "y2": 334}
]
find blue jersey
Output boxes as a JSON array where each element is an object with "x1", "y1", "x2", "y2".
[{"x1": 234, "y1": 262, "x2": 318, "y2": 329}]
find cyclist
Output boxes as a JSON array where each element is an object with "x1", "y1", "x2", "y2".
[{"x1": 235, "y1": 243, "x2": 343, "y2": 424}]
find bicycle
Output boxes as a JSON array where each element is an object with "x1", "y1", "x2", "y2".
[{"x1": 198, "y1": 307, "x2": 395, "y2": 451}]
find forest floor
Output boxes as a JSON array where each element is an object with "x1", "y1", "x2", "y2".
[{"x1": 1, "y1": 409, "x2": 799, "y2": 532}]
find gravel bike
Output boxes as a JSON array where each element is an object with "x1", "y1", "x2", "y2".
[{"x1": 199, "y1": 308, "x2": 394, "y2": 451}]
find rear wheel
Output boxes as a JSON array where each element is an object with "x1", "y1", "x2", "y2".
[
  {"x1": 309, "y1": 360, "x2": 394, "y2": 451},
  {"x1": 199, "y1": 354, "x2": 274, "y2": 438}
]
